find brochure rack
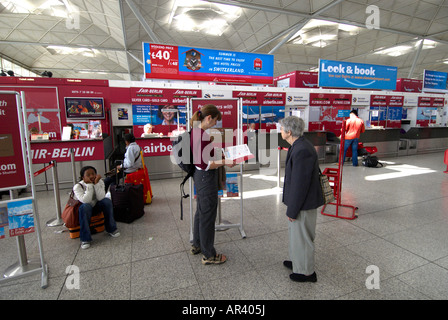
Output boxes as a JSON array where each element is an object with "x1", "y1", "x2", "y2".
[
  {"x1": 0, "y1": 91, "x2": 48, "y2": 288},
  {"x1": 321, "y1": 120, "x2": 357, "y2": 220}
]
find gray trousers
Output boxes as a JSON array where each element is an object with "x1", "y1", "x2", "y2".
[
  {"x1": 193, "y1": 169, "x2": 218, "y2": 259},
  {"x1": 288, "y1": 208, "x2": 317, "y2": 275}
]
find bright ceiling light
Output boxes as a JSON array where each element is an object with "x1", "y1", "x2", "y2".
[
  {"x1": 420, "y1": 39, "x2": 437, "y2": 49},
  {"x1": 46, "y1": 45, "x2": 100, "y2": 57},
  {"x1": 3, "y1": 0, "x2": 76, "y2": 18},
  {"x1": 169, "y1": 0, "x2": 241, "y2": 36},
  {"x1": 374, "y1": 45, "x2": 412, "y2": 57}
]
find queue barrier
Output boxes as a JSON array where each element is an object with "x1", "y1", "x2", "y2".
[{"x1": 33, "y1": 161, "x2": 64, "y2": 227}]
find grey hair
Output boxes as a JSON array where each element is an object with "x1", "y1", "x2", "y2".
[{"x1": 279, "y1": 116, "x2": 305, "y2": 137}]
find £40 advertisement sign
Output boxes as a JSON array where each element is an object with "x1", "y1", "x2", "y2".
[
  {"x1": 143, "y1": 43, "x2": 274, "y2": 85},
  {"x1": 0, "y1": 92, "x2": 28, "y2": 191}
]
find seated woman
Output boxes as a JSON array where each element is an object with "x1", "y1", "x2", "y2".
[{"x1": 73, "y1": 166, "x2": 120, "y2": 249}]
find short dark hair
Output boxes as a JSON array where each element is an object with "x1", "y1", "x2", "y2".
[
  {"x1": 124, "y1": 133, "x2": 135, "y2": 143},
  {"x1": 80, "y1": 166, "x2": 96, "y2": 180},
  {"x1": 350, "y1": 109, "x2": 358, "y2": 116}
]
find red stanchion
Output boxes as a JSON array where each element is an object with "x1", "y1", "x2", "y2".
[
  {"x1": 33, "y1": 161, "x2": 55, "y2": 177},
  {"x1": 321, "y1": 120, "x2": 357, "y2": 220}
]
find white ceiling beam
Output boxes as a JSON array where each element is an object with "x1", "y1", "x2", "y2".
[{"x1": 124, "y1": 0, "x2": 160, "y2": 43}]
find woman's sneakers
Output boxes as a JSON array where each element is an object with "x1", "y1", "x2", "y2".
[
  {"x1": 109, "y1": 229, "x2": 121, "y2": 238},
  {"x1": 81, "y1": 242, "x2": 91, "y2": 250},
  {"x1": 81, "y1": 230, "x2": 120, "y2": 249}
]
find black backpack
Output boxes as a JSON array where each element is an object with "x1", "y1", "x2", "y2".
[
  {"x1": 171, "y1": 130, "x2": 195, "y2": 220},
  {"x1": 362, "y1": 155, "x2": 383, "y2": 168}
]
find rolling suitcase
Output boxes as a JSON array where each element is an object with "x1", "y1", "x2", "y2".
[
  {"x1": 110, "y1": 161, "x2": 145, "y2": 223},
  {"x1": 68, "y1": 212, "x2": 105, "y2": 239}
]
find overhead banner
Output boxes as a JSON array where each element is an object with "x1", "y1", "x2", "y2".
[
  {"x1": 143, "y1": 43, "x2": 274, "y2": 84},
  {"x1": 318, "y1": 59, "x2": 397, "y2": 90},
  {"x1": 422, "y1": 69, "x2": 448, "y2": 93}
]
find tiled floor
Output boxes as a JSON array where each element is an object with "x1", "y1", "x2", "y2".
[{"x1": 1, "y1": 151, "x2": 448, "y2": 300}]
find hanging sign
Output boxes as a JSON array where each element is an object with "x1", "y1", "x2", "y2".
[
  {"x1": 0, "y1": 92, "x2": 28, "y2": 191},
  {"x1": 422, "y1": 69, "x2": 448, "y2": 93},
  {"x1": 318, "y1": 59, "x2": 397, "y2": 90},
  {"x1": 143, "y1": 43, "x2": 274, "y2": 84}
]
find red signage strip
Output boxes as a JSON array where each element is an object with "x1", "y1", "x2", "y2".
[
  {"x1": 418, "y1": 96, "x2": 445, "y2": 107},
  {"x1": 232, "y1": 91, "x2": 286, "y2": 105},
  {"x1": 131, "y1": 88, "x2": 202, "y2": 104},
  {"x1": 370, "y1": 95, "x2": 404, "y2": 107},
  {"x1": 30, "y1": 140, "x2": 104, "y2": 164},
  {"x1": 309, "y1": 93, "x2": 352, "y2": 106}
]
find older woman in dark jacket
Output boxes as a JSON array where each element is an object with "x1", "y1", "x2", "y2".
[{"x1": 279, "y1": 116, "x2": 324, "y2": 283}]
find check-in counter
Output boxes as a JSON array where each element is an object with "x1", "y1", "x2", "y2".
[
  {"x1": 359, "y1": 128, "x2": 401, "y2": 158},
  {"x1": 400, "y1": 127, "x2": 448, "y2": 155},
  {"x1": 31, "y1": 135, "x2": 113, "y2": 190},
  {"x1": 137, "y1": 136, "x2": 182, "y2": 180},
  {"x1": 259, "y1": 131, "x2": 327, "y2": 167}
]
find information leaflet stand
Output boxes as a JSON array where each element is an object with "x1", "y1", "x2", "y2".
[
  {"x1": 0, "y1": 91, "x2": 48, "y2": 288},
  {"x1": 187, "y1": 98, "x2": 246, "y2": 240},
  {"x1": 321, "y1": 120, "x2": 357, "y2": 220}
]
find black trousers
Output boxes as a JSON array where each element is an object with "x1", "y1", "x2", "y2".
[{"x1": 192, "y1": 169, "x2": 218, "y2": 259}]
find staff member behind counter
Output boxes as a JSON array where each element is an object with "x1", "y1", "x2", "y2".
[{"x1": 141, "y1": 123, "x2": 162, "y2": 137}]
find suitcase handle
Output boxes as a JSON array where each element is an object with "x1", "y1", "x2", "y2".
[{"x1": 114, "y1": 160, "x2": 125, "y2": 187}]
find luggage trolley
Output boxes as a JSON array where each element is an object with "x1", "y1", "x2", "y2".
[{"x1": 321, "y1": 120, "x2": 357, "y2": 220}]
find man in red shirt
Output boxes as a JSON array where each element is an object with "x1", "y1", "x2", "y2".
[{"x1": 342, "y1": 110, "x2": 365, "y2": 166}]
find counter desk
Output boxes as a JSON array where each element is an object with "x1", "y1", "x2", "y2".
[
  {"x1": 30, "y1": 135, "x2": 113, "y2": 190},
  {"x1": 359, "y1": 128, "x2": 401, "y2": 158},
  {"x1": 258, "y1": 131, "x2": 327, "y2": 167},
  {"x1": 400, "y1": 127, "x2": 448, "y2": 155},
  {"x1": 137, "y1": 136, "x2": 182, "y2": 180}
]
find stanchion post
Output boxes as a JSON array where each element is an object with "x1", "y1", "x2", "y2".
[
  {"x1": 277, "y1": 147, "x2": 281, "y2": 188},
  {"x1": 70, "y1": 148, "x2": 77, "y2": 185},
  {"x1": 46, "y1": 161, "x2": 64, "y2": 227}
]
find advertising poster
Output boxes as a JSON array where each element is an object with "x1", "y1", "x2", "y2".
[
  {"x1": 65, "y1": 97, "x2": 105, "y2": 119},
  {"x1": 131, "y1": 87, "x2": 201, "y2": 136},
  {"x1": 143, "y1": 43, "x2": 274, "y2": 84},
  {"x1": 0, "y1": 93, "x2": 28, "y2": 190},
  {"x1": 423, "y1": 69, "x2": 448, "y2": 93},
  {"x1": 0, "y1": 206, "x2": 7, "y2": 239},
  {"x1": 308, "y1": 93, "x2": 352, "y2": 133},
  {"x1": 7, "y1": 199, "x2": 34, "y2": 237},
  {"x1": 0, "y1": 86, "x2": 61, "y2": 139},
  {"x1": 318, "y1": 59, "x2": 397, "y2": 90},
  {"x1": 226, "y1": 173, "x2": 239, "y2": 197}
]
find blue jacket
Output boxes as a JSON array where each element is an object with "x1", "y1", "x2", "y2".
[{"x1": 282, "y1": 136, "x2": 324, "y2": 219}]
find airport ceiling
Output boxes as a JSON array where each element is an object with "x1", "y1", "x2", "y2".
[{"x1": 1, "y1": 0, "x2": 448, "y2": 83}]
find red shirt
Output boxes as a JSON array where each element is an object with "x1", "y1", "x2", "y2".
[
  {"x1": 190, "y1": 127, "x2": 215, "y2": 170},
  {"x1": 345, "y1": 115, "x2": 365, "y2": 140}
]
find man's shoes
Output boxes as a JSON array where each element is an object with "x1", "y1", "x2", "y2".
[
  {"x1": 289, "y1": 272, "x2": 317, "y2": 283},
  {"x1": 283, "y1": 260, "x2": 293, "y2": 270}
]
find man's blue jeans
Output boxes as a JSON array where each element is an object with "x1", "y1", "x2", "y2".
[
  {"x1": 78, "y1": 198, "x2": 117, "y2": 242},
  {"x1": 343, "y1": 138, "x2": 359, "y2": 166}
]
